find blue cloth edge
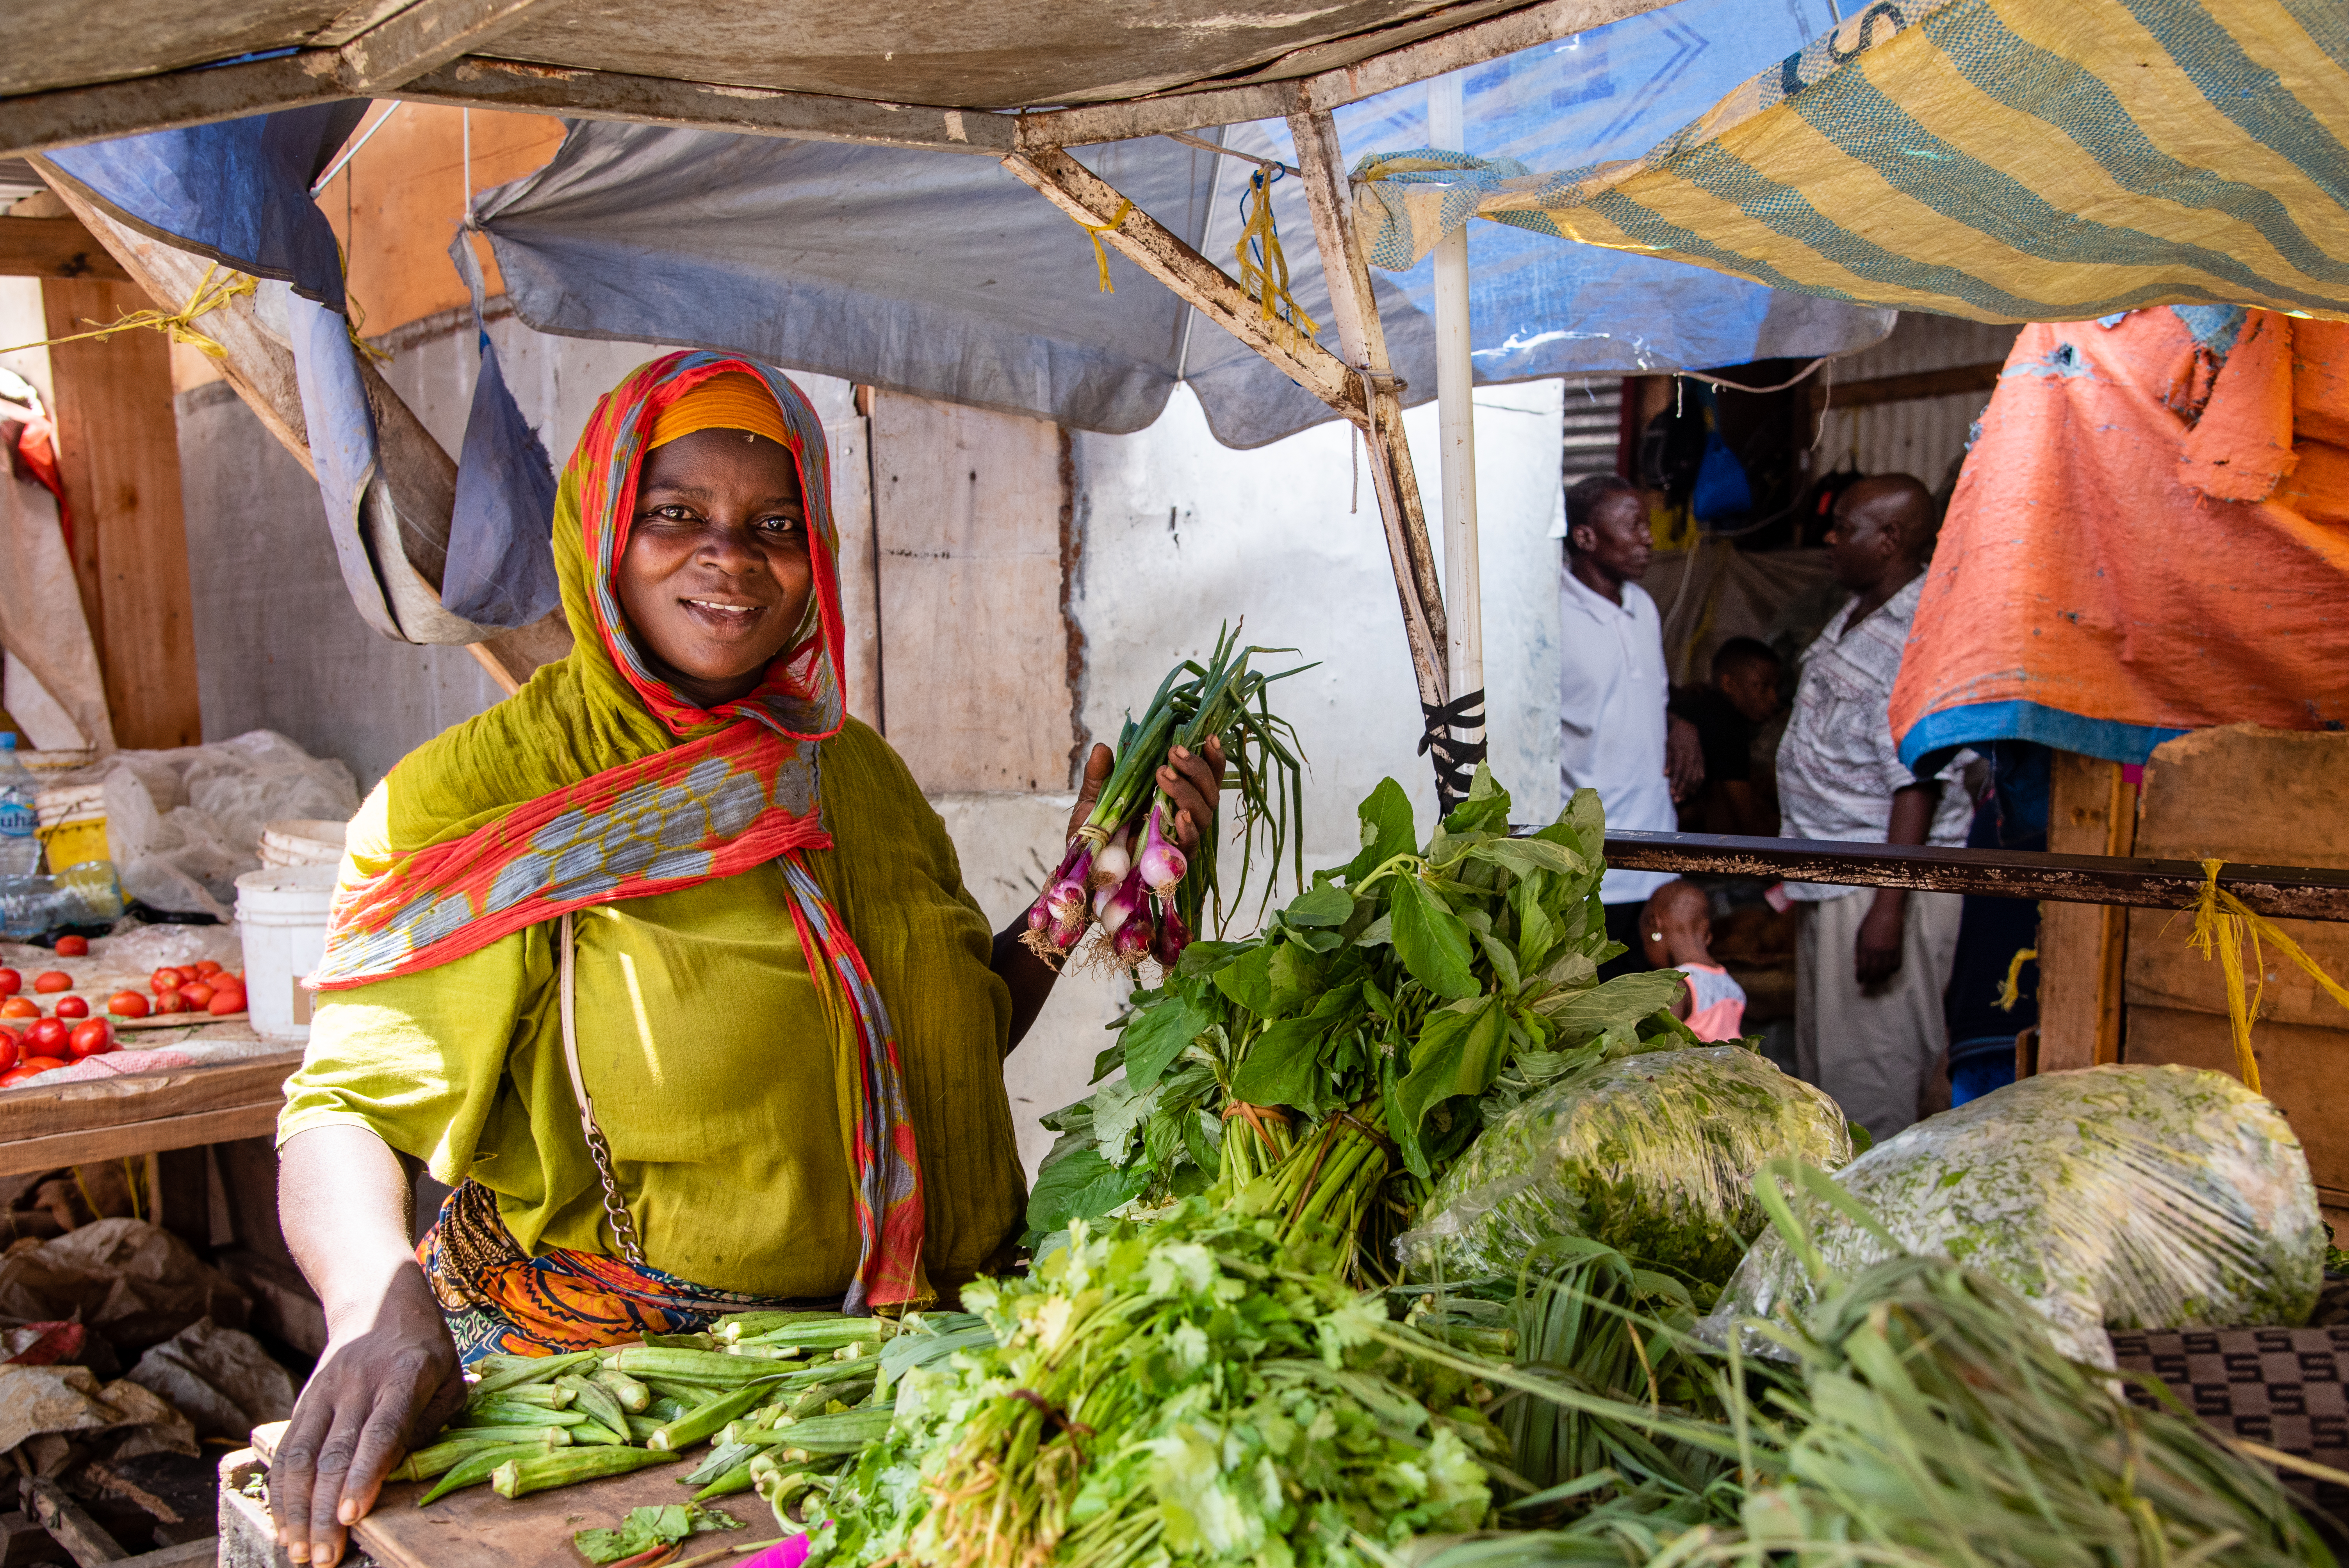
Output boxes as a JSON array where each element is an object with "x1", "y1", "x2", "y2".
[{"x1": 1898, "y1": 699, "x2": 2187, "y2": 769}]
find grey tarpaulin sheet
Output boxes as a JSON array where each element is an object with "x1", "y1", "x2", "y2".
[{"x1": 472, "y1": 0, "x2": 1893, "y2": 449}]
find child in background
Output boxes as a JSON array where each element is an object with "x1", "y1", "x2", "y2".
[{"x1": 1640, "y1": 879, "x2": 1747, "y2": 1041}]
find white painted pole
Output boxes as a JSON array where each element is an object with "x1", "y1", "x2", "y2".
[{"x1": 1428, "y1": 72, "x2": 1484, "y2": 747}]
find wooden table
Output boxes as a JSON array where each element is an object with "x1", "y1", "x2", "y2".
[
  {"x1": 0, "y1": 1045, "x2": 302, "y2": 1176},
  {"x1": 229, "y1": 1425, "x2": 787, "y2": 1568}
]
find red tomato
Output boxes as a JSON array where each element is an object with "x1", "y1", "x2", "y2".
[
  {"x1": 1, "y1": 996, "x2": 40, "y2": 1019},
  {"x1": 0, "y1": 1066, "x2": 38, "y2": 1086},
  {"x1": 26, "y1": 1019, "x2": 68, "y2": 1055},
  {"x1": 207, "y1": 988, "x2": 245, "y2": 1016},
  {"x1": 0, "y1": 968, "x2": 18, "y2": 997},
  {"x1": 4, "y1": 1055, "x2": 68, "y2": 1083},
  {"x1": 152, "y1": 989, "x2": 186, "y2": 1015},
  {"x1": 32, "y1": 971, "x2": 70, "y2": 994},
  {"x1": 53, "y1": 996, "x2": 87, "y2": 1020},
  {"x1": 178, "y1": 981, "x2": 215, "y2": 1008},
  {"x1": 107, "y1": 991, "x2": 150, "y2": 1019},
  {"x1": 151, "y1": 967, "x2": 180, "y2": 994},
  {"x1": 173, "y1": 966, "x2": 202, "y2": 985},
  {"x1": 53, "y1": 935, "x2": 88, "y2": 958},
  {"x1": 67, "y1": 1020, "x2": 112, "y2": 1059},
  {"x1": 195, "y1": 959, "x2": 223, "y2": 976},
  {"x1": 0, "y1": 1032, "x2": 16, "y2": 1072}
]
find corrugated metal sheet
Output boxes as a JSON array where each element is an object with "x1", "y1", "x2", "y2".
[
  {"x1": 1814, "y1": 312, "x2": 2021, "y2": 490},
  {"x1": 1560, "y1": 375, "x2": 1625, "y2": 481},
  {"x1": 1830, "y1": 312, "x2": 2020, "y2": 380}
]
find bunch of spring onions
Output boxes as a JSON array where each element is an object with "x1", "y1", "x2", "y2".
[{"x1": 1023, "y1": 625, "x2": 1308, "y2": 972}]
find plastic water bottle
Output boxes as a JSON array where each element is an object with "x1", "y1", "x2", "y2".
[
  {"x1": 0, "y1": 736, "x2": 38, "y2": 878},
  {"x1": 0, "y1": 863, "x2": 125, "y2": 940}
]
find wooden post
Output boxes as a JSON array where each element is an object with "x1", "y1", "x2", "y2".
[
  {"x1": 38, "y1": 278, "x2": 202, "y2": 749},
  {"x1": 1283, "y1": 109, "x2": 1454, "y2": 755},
  {"x1": 2035, "y1": 750, "x2": 2136, "y2": 1072}
]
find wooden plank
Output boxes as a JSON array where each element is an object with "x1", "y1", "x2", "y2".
[
  {"x1": 247, "y1": 1422, "x2": 780, "y2": 1568},
  {"x1": 1287, "y1": 107, "x2": 1450, "y2": 729},
  {"x1": 1597, "y1": 829, "x2": 2349, "y2": 920},
  {"x1": 21, "y1": 1477, "x2": 126, "y2": 1567},
  {"x1": 826, "y1": 413, "x2": 883, "y2": 732},
  {"x1": 0, "y1": 1102, "x2": 284, "y2": 1176},
  {"x1": 870, "y1": 392, "x2": 1069, "y2": 792},
  {"x1": 2027, "y1": 752, "x2": 2132, "y2": 1073},
  {"x1": 0, "y1": 216, "x2": 128, "y2": 282},
  {"x1": 998, "y1": 148, "x2": 1362, "y2": 419},
  {"x1": 340, "y1": 0, "x2": 554, "y2": 93},
  {"x1": 0, "y1": 1049, "x2": 302, "y2": 1144},
  {"x1": 40, "y1": 276, "x2": 203, "y2": 749},
  {"x1": 1809, "y1": 362, "x2": 2003, "y2": 413},
  {"x1": 0, "y1": 54, "x2": 346, "y2": 162},
  {"x1": 396, "y1": 58, "x2": 1018, "y2": 153}
]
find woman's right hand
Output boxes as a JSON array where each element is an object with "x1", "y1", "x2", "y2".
[{"x1": 274, "y1": 1125, "x2": 468, "y2": 1564}]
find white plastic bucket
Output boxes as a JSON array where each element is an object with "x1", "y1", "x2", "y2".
[
  {"x1": 234, "y1": 866, "x2": 338, "y2": 1042},
  {"x1": 259, "y1": 817, "x2": 349, "y2": 869}
]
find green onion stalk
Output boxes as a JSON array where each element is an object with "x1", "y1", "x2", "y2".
[
  {"x1": 1238, "y1": 1107, "x2": 1397, "y2": 1275},
  {"x1": 1020, "y1": 625, "x2": 1310, "y2": 975}
]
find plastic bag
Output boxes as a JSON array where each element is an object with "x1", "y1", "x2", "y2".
[
  {"x1": 127, "y1": 1318, "x2": 297, "y2": 1440},
  {"x1": 91, "y1": 730, "x2": 357, "y2": 918},
  {"x1": 1702, "y1": 1065, "x2": 2323, "y2": 1367},
  {"x1": 89, "y1": 921, "x2": 244, "y2": 976},
  {"x1": 1397, "y1": 1045, "x2": 1853, "y2": 1285}
]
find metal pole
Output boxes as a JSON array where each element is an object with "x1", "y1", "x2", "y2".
[{"x1": 1428, "y1": 72, "x2": 1485, "y2": 760}]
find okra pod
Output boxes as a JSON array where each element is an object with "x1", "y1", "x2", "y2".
[
  {"x1": 467, "y1": 1348, "x2": 599, "y2": 1401},
  {"x1": 390, "y1": 1433, "x2": 553, "y2": 1482},
  {"x1": 637, "y1": 1331, "x2": 716, "y2": 1351},
  {"x1": 720, "y1": 1407, "x2": 894, "y2": 1454},
  {"x1": 647, "y1": 1381, "x2": 783, "y2": 1452},
  {"x1": 646, "y1": 1395, "x2": 691, "y2": 1423},
  {"x1": 644, "y1": 1379, "x2": 727, "y2": 1406},
  {"x1": 489, "y1": 1445, "x2": 679, "y2": 1499},
  {"x1": 454, "y1": 1402, "x2": 590, "y2": 1429},
  {"x1": 417, "y1": 1443, "x2": 549, "y2": 1505},
  {"x1": 592, "y1": 1367, "x2": 652, "y2": 1413},
  {"x1": 692, "y1": 1461, "x2": 757, "y2": 1500},
  {"x1": 610, "y1": 1347, "x2": 792, "y2": 1385},
  {"x1": 626, "y1": 1414, "x2": 667, "y2": 1443},
  {"x1": 559, "y1": 1373, "x2": 632, "y2": 1443},
  {"x1": 710, "y1": 1310, "x2": 840, "y2": 1342},
  {"x1": 485, "y1": 1382, "x2": 573, "y2": 1410},
  {"x1": 429, "y1": 1424, "x2": 575, "y2": 1447}
]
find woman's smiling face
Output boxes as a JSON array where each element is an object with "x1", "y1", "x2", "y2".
[{"x1": 616, "y1": 427, "x2": 814, "y2": 708}]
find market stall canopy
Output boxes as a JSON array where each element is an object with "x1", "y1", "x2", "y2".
[
  {"x1": 1890, "y1": 308, "x2": 2349, "y2": 769},
  {"x1": 1354, "y1": 0, "x2": 2349, "y2": 323},
  {"x1": 464, "y1": 0, "x2": 1889, "y2": 450}
]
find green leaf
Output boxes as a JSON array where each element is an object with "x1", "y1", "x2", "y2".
[
  {"x1": 1121, "y1": 994, "x2": 1209, "y2": 1090},
  {"x1": 1023, "y1": 1147, "x2": 1148, "y2": 1237},
  {"x1": 1264, "y1": 941, "x2": 1325, "y2": 1016},
  {"x1": 1513, "y1": 876, "x2": 1559, "y2": 975},
  {"x1": 1441, "y1": 762, "x2": 1512, "y2": 834},
  {"x1": 1228, "y1": 1016, "x2": 1325, "y2": 1108},
  {"x1": 1535, "y1": 969, "x2": 1686, "y2": 1040},
  {"x1": 1283, "y1": 884, "x2": 1356, "y2": 927},
  {"x1": 1563, "y1": 787, "x2": 1606, "y2": 862},
  {"x1": 1212, "y1": 944, "x2": 1277, "y2": 1014},
  {"x1": 1476, "y1": 932, "x2": 1520, "y2": 994},
  {"x1": 1388, "y1": 875, "x2": 1479, "y2": 999},
  {"x1": 1467, "y1": 837, "x2": 1584, "y2": 880},
  {"x1": 1089, "y1": 1076, "x2": 1155, "y2": 1164},
  {"x1": 1345, "y1": 777, "x2": 1418, "y2": 883},
  {"x1": 1394, "y1": 997, "x2": 1508, "y2": 1131}
]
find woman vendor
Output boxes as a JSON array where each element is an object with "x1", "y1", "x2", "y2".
[{"x1": 267, "y1": 353, "x2": 1223, "y2": 1566}]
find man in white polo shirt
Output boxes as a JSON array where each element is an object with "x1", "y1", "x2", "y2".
[{"x1": 1558, "y1": 474, "x2": 1702, "y2": 978}]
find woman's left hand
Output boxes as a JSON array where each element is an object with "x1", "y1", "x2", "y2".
[{"x1": 1067, "y1": 736, "x2": 1226, "y2": 850}]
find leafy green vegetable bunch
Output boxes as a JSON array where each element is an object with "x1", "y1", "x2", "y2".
[
  {"x1": 809, "y1": 1197, "x2": 1511, "y2": 1568},
  {"x1": 1027, "y1": 766, "x2": 1692, "y2": 1254}
]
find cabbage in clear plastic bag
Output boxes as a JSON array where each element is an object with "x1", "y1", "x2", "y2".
[
  {"x1": 1397, "y1": 1044, "x2": 1853, "y2": 1285},
  {"x1": 1701, "y1": 1064, "x2": 2322, "y2": 1367}
]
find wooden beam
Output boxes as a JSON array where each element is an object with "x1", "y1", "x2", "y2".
[
  {"x1": 2033, "y1": 753, "x2": 2136, "y2": 1071},
  {"x1": 395, "y1": 57, "x2": 1017, "y2": 153},
  {"x1": 32, "y1": 158, "x2": 572, "y2": 689},
  {"x1": 0, "y1": 216, "x2": 127, "y2": 281},
  {"x1": 0, "y1": 54, "x2": 347, "y2": 162},
  {"x1": 1813, "y1": 361, "x2": 2003, "y2": 413},
  {"x1": 340, "y1": 0, "x2": 552, "y2": 93},
  {"x1": 1286, "y1": 107, "x2": 1450, "y2": 724},
  {"x1": 21, "y1": 1478, "x2": 127, "y2": 1568},
  {"x1": 1591, "y1": 824, "x2": 2349, "y2": 919},
  {"x1": 40, "y1": 276, "x2": 203, "y2": 749},
  {"x1": 998, "y1": 148, "x2": 1363, "y2": 419}
]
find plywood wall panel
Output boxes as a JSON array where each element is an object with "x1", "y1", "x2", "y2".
[{"x1": 871, "y1": 392, "x2": 1071, "y2": 793}]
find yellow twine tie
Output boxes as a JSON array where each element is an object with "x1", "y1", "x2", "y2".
[
  {"x1": 1233, "y1": 171, "x2": 1319, "y2": 354},
  {"x1": 1076, "y1": 198, "x2": 1134, "y2": 293},
  {"x1": 1994, "y1": 947, "x2": 2038, "y2": 1012},
  {"x1": 2186, "y1": 858, "x2": 2349, "y2": 1096},
  {"x1": 0, "y1": 261, "x2": 256, "y2": 360}
]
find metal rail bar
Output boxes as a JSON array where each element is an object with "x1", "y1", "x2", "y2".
[{"x1": 1596, "y1": 830, "x2": 2349, "y2": 922}]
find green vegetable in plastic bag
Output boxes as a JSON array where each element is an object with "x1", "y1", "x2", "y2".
[
  {"x1": 1704, "y1": 1064, "x2": 2324, "y2": 1366},
  {"x1": 1397, "y1": 1044, "x2": 1851, "y2": 1285}
]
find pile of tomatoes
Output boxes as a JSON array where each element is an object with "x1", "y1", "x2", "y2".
[{"x1": 0, "y1": 952, "x2": 250, "y2": 1087}]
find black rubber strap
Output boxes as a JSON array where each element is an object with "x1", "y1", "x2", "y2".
[{"x1": 1419, "y1": 688, "x2": 1488, "y2": 812}]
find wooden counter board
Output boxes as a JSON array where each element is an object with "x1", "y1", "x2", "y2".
[
  {"x1": 0, "y1": 1047, "x2": 301, "y2": 1174},
  {"x1": 249, "y1": 1423, "x2": 786, "y2": 1568}
]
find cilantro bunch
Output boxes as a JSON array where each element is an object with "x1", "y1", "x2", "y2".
[
  {"x1": 809, "y1": 1198, "x2": 1508, "y2": 1568},
  {"x1": 1027, "y1": 766, "x2": 1695, "y2": 1262}
]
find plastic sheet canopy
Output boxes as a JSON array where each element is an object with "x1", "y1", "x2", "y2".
[{"x1": 1352, "y1": 0, "x2": 2349, "y2": 326}]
